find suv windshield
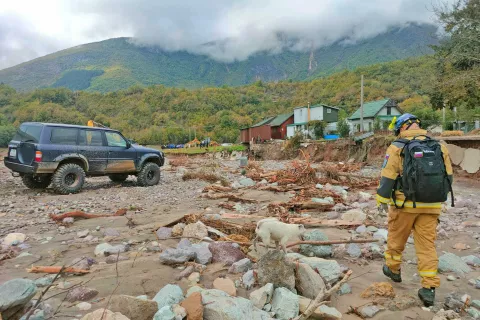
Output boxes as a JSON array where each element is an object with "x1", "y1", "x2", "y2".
[{"x1": 13, "y1": 124, "x2": 43, "y2": 143}]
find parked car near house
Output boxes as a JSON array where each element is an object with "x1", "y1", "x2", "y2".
[{"x1": 4, "y1": 122, "x2": 165, "y2": 194}]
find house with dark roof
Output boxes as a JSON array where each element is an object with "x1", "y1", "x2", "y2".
[
  {"x1": 240, "y1": 112, "x2": 294, "y2": 143},
  {"x1": 286, "y1": 104, "x2": 339, "y2": 138},
  {"x1": 348, "y1": 98, "x2": 402, "y2": 133}
]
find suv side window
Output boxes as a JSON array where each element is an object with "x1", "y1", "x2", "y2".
[
  {"x1": 79, "y1": 130, "x2": 104, "y2": 146},
  {"x1": 50, "y1": 127, "x2": 79, "y2": 145},
  {"x1": 105, "y1": 131, "x2": 127, "y2": 148}
]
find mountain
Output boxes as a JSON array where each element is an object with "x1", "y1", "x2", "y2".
[{"x1": 0, "y1": 23, "x2": 438, "y2": 92}]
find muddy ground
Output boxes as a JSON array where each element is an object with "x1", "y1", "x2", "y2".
[{"x1": 0, "y1": 148, "x2": 479, "y2": 319}]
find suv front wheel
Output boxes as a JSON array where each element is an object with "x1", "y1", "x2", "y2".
[
  {"x1": 22, "y1": 174, "x2": 52, "y2": 189},
  {"x1": 52, "y1": 163, "x2": 86, "y2": 195},
  {"x1": 137, "y1": 162, "x2": 161, "y2": 186}
]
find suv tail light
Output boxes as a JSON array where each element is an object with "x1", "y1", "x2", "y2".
[{"x1": 35, "y1": 151, "x2": 42, "y2": 162}]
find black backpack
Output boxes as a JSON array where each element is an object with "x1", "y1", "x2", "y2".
[{"x1": 393, "y1": 135, "x2": 454, "y2": 208}]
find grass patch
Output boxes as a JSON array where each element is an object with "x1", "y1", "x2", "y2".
[{"x1": 182, "y1": 171, "x2": 229, "y2": 187}]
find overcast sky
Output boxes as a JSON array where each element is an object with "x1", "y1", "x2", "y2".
[{"x1": 0, "y1": 0, "x2": 447, "y2": 70}]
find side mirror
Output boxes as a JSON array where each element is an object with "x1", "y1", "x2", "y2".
[{"x1": 126, "y1": 140, "x2": 132, "y2": 149}]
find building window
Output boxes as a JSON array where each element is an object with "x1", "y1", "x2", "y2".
[
  {"x1": 387, "y1": 107, "x2": 392, "y2": 115},
  {"x1": 327, "y1": 108, "x2": 332, "y2": 113}
]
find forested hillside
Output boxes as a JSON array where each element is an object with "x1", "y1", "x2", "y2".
[
  {"x1": 1, "y1": 56, "x2": 448, "y2": 146},
  {"x1": 0, "y1": 24, "x2": 437, "y2": 92}
]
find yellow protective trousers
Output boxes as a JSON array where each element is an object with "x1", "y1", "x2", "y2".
[{"x1": 384, "y1": 207, "x2": 440, "y2": 288}]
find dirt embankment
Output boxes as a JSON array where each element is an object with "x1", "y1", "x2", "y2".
[{"x1": 252, "y1": 136, "x2": 395, "y2": 165}]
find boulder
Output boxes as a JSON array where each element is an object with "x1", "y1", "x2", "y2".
[
  {"x1": 182, "y1": 222, "x2": 208, "y2": 242},
  {"x1": 0, "y1": 279, "x2": 37, "y2": 313},
  {"x1": 34, "y1": 275, "x2": 56, "y2": 288},
  {"x1": 3, "y1": 233, "x2": 26, "y2": 246},
  {"x1": 298, "y1": 296, "x2": 342, "y2": 320},
  {"x1": 444, "y1": 292, "x2": 470, "y2": 313},
  {"x1": 105, "y1": 245, "x2": 128, "y2": 256},
  {"x1": 159, "y1": 248, "x2": 195, "y2": 265},
  {"x1": 192, "y1": 242, "x2": 212, "y2": 265},
  {"x1": 153, "y1": 306, "x2": 175, "y2": 320},
  {"x1": 153, "y1": 284, "x2": 184, "y2": 310},
  {"x1": 238, "y1": 178, "x2": 256, "y2": 187},
  {"x1": 77, "y1": 230, "x2": 90, "y2": 238},
  {"x1": 356, "y1": 225, "x2": 367, "y2": 233},
  {"x1": 242, "y1": 270, "x2": 255, "y2": 290},
  {"x1": 180, "y1": 292, "x2": 203, "y2": 320},
  {"x1": 208, "y1": 242, "x2": 245, "y2": 266},
  {"x1": 103, "y1": 228, "x2": 120, "y2": 237},
  {"x1": 66, "y1": 287, "x2": 99, "y2": 302},
  {"x1": 171, "y1": 223, "x2": 186, "y2": 237},
  {"x1": 228, "y1": 258, "x2": 253, "y2": 274},
  {"x1": 358, "y1": 192, "x2": 372, "y2": 202},
  {"x1": 295, "y1": 263, "x2": 325, "y2": 300},
  {"x1": 337, "y1": 283, "x2": 352, "y2": 295},
  {"x1": 94, "y1": 243, "x2": 114, "y2": 256},
  {"x1": 299, "y1": 230, "x2": 332, "y2": 258},
  {"x1": 201, "y1": 289, "x2": 271, "y2": 320},
  {"x1": 213, "y1": 278, "x2": 236, "y2": 296},
  {"x1": 257, "y1": 250, "x2": 295, "y2": 291},
  {"x1": 462, "y1": 255, "x2": 480, "y2": 267},
  {"x1": 156, "y1": 227, "x2": 173, "y2": 240},
  {"x1": 438, "y1": 253, "x2": 472, "y2": 274},
  {"x1": 172, "y1": 304, "x2": 186, "y2": 319},
  {"x1": 296, "y1": 256, "x2": 342, "y2": 285},
  {"x1": 108, "y1": 295, "x2": 158, "y2": 320},
  {"x1": 249, "y1": 284, "x2": 274, "y2": 309},
  {"x1": 347, "y1": 243, "x2": 362, "y2": 258},
  {"x1": 359, "y1": 305, "x2": 381, "y2": 318},
  {"x1": 271, "y1": 288, "x2": 299, "y2": 320},
  {"x1": 106, "y1": 255, "x2": 129, "y2": 264},
  {"x1": 373, "y1": 229, "x2": 389, "y2": 242},
  {"x1": 341, "y1": 209, "x2": 366, "y2": 221},
  {"x1": 77, "y1": 302, "x2": 93, "y2": 311},
  {"x1": 81, "y1": 309, "x2": 130, "y2": 320},
  {"x1": 186, "y1": 286, "x2": 204, "y2": 298}
]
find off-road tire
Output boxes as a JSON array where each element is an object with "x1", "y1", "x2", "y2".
[
  {"x1": 137, "y1": 162, "x2": 161, "y2": 187},
  {"x1": 22, "y1": 174, "x2": 52, "y2": 189},
  {"x1": 108, "y1": 174, "x2": 129, "y2": 183},
  {"x1": 52, "y1": 163, "x2": 86, "y2": 195}
]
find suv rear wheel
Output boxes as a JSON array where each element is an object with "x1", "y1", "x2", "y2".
[
  {"x1": 52, "y1": 163, "x2": 86, "y2": 195},
  {"x1": 22, "y1": 174, "x2": 52, "y2": 189},
  {"x1": 137, "y1": 162, "x2": 161, "y2": 186},
  {"x1": 109, "y1": 174, "x2": 129, "y2": 183}
]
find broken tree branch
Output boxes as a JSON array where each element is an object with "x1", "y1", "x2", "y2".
[
  {"x1": 49, "y1": 209, "x2": 127, "y2": 221},
  {"x1": 294, "y1": 270, "x2": 353, "y2": 320},
  {"x1": 27, "y1": 266, "x2": 90, "y2": 274}
]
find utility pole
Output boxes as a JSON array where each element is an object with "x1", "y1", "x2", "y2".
[
  {"x1": 442, "y1": 103, "x2": 446, "y2": 131},
  {"x1": 360, "y1": 75, "x2": 364, "y2": 132}
]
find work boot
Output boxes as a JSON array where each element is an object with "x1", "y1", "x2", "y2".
[
  {"x1": 418, "y1": 288, "x2": 435, "y2": 307},
  {"x1": 383, "y1": 265, "x2": 402, "y2": 282}
]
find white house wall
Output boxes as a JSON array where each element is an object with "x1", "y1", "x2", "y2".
[
  {"x1": 294, "y1": 108, "x2": 308, "y2": 123},
  {"x1": 377, "y1": 106, "x2": 402, "y2": 116},
  {"x1": 286, "y1": 126, "x2": 295, "y2": 138},
  {"x1": 294, "y1": 106, "x2": 325, "y2": 124}
]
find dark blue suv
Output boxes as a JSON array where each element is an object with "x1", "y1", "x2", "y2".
[{"x1": 4, "y1": 122, "x2": 165, "y2": 194}]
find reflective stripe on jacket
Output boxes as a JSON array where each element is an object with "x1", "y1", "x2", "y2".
[{"x1": 376, "y1": 129, "x2": 453, "y2": 214}]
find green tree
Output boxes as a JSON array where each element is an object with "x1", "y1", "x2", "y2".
[{"x1": 307, "y1": 120, "x2": 327, "y2": 139}]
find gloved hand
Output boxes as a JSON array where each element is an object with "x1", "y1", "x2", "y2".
[{"x1": 378, "y1": 202, "x2": 388, "y2": 214}]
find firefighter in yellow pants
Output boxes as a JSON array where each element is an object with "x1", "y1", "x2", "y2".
[{"x1": 376, "y1": 113, "x2": 453, "y2": 307}]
